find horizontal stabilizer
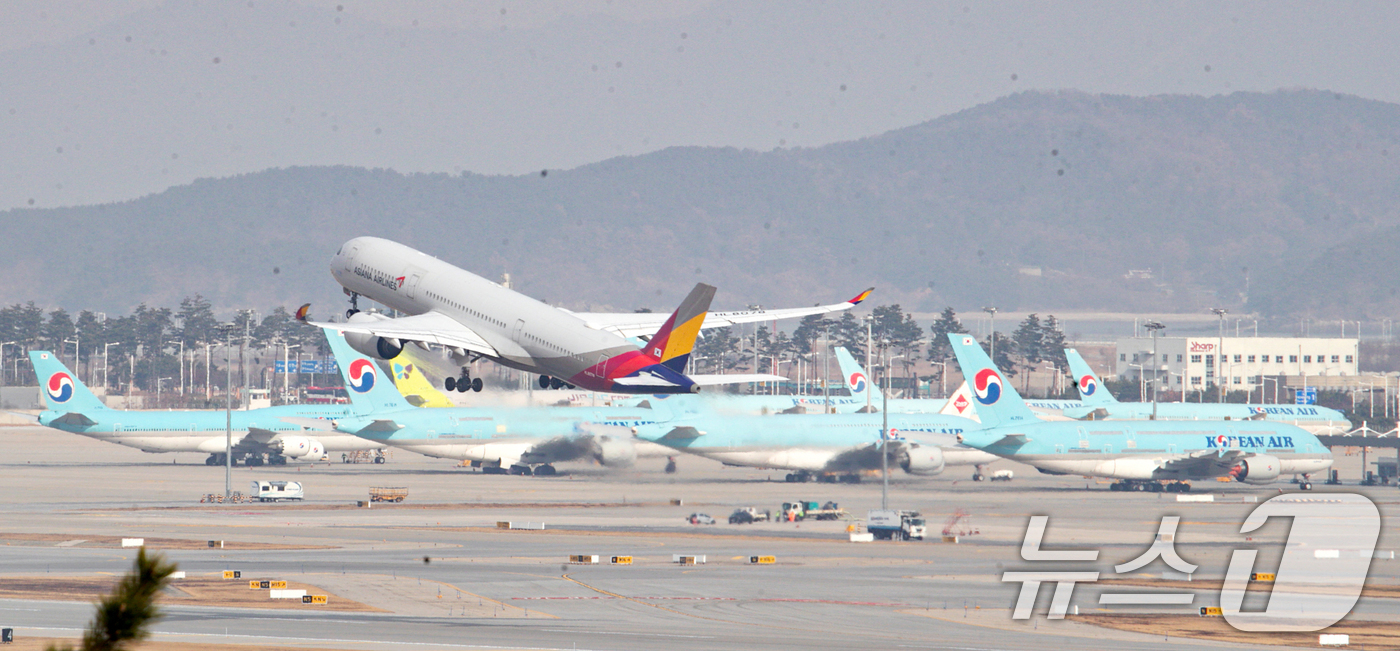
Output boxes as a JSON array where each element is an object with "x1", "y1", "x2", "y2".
[
  {"x1": 4, "y1": 411, "x2": 39, "y2": 423},
  {"x1": 1075, "y1": 408, "x2": 1110, "y2": 421},
  {"x1": 610, "y1": 374, "x2": 684, "y2": 387},
  {"x1": 50, "y1": 412, "x2": 97, "y2": 427},
  {"x1": 688, "y1": 374, "x2": 786, "y2": 386},
  {"x1": 659, "y1": 426, "x2": 705, "y2": 440},
  {"x1": 361, "y1": 419, "x2": 404, "y2": 433},
  {"x1": 990, "y1": 434, "x2": 1031, "y2": 447}
]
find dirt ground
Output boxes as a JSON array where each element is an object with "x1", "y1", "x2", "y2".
[
  {"x1": 1, "y1": 638, "x2": 368, "y2": 651},
  {"x1": 0, "y1": 576, "x2": 381, "y2": 612},
  {"x1": 1074, "y1": 614, "x2": 1400, "y2": 648}
]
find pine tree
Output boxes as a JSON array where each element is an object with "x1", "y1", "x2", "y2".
[{"x1": 47, "y1": 548, "x2": 177, "y2": 651}]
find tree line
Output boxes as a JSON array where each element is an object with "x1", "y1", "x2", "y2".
[{"x1": 0, "y1": 296, "x2": 328, "y2": 395}]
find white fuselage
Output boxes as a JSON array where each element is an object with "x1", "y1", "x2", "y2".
[{"x1": 331, "y1": 237, "x2": 637, "y2": 382}]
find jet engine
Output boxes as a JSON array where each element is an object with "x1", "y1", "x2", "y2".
[
  {"x1": 899, "y1": 444, "x2": 946, "y2": 476},
  {"x1": 1229, "y1": 455, "x2": 1282, "y2": 484},
  {"x1": 343, "y1": 312, "x2": 404, "y2": 359},
  {"x1": 276, "y1": 435, "x2": 325, "y2": 459},
  {"x1": 591, "y1": 435, "x2": 637, "y2": 468}
]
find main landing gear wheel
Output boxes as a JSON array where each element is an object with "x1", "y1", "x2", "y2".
[
  {"x1": 665, "y1": 457, "x2": 678, "y2": 474},
  {"x1": 534, "y1": 464, "x2": 557, "y2": 477},
  {"x1": 205, "y1": 455, "x2": 218, "y2": 466},
  {"x1": 445, "y1": 375, "x2": 484, "y2": 393}
]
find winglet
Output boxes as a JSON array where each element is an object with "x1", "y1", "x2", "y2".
[
  {"x1": 848, "y1": 288, "x2": 875, "y2": 306},
  {"x1": 295, "y1": 303, "x2": 312, "y2": 322},
  {"x1": 645, "y1": 283, "x2": 716, "y2": 374}
]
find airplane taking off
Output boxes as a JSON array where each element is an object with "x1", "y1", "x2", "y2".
[
  {"x1": 947, "y1": 335, "x2": 1332, "y2": 491},
  {"x1": 1062, "y1": 349, "x2": 1351, "y2": 434},
  {"x1": 304, "y1": 236, "x2": 872, "y2": 395},
  {"x1": 310, "y1": 329, "x2": 675, "y2": 475},
  {"x1": 26, "y1": 351, "x2": 386, "y2": 465}
]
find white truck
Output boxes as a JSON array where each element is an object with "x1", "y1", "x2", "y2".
[
  {"x1": 250, "y1": 480, "x2": 304, "y2": 502},
  {"x1": 867, "y1": 509, "x2": 926, "y2": 541}
]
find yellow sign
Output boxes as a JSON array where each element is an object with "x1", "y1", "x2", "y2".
[
  {"x1": 248, "y1": 580, "x2": 261, "y2": 589},
  {"x1": 1200, "y1": 607, "x2": 1223, "y2": 617},
  {"x1": 750, "y1": 556, "x2": 776, "y2": 565},
  {"x1": 222, "y1": 570, "x2": 240, "y2": 579},
  {"x1": 270, "y1": 580, "x2": 287, "y2": 589},
  {"x1": 1250, "y1": 572, "x2": 1276, "y2": 582},
  {"x1": 302, "y1": 595, "x2": 328, "y2": 604},
  {"x1": 679, "y1": 556, "x2": 696, "y2": 566},
  {"x1": 610, "y1": 556, "x2": 633, "y2": 565}
]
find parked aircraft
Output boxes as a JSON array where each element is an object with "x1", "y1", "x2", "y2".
[
  {"x1": 309, "y1": 330, "x2": 675, "y2": 474},
  {"x1": 1063, "y1": 349, "x2": 1351, "y2": 434},
  {"x1": 947, "y1": 335, "x2": 1333, "y2": 491},
  {"x1": 305, "y1": 236, "x2": 870, "y2": 395},
  {"x1": 632, "y1": 402, "x2": 997, "y2": 483},
  {"x1": 27, "y1": 351, "x2": 386, "y2": 466}
]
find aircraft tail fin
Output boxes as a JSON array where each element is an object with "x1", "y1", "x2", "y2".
[
  {"x1": 832, "y1": 346, "x2": 880, "y2": 404},
  {"x1": 323, "y1": 330, "x2": 413, "y2": 414},
  {"x1": 29, "y1": 351, "x2": 110, "y2": 413},
  {"x1": 938, "y1": 381, "x2": 981, "y2": 422},
  {"x1": 1065, "y1": 348, "x2": 1117, "y2": 406},
  {"x1": 387, "y1": 346, "x2": 457, "y2": 408},
  {"x1": 645, "y1": 283, "x2": 716, "y2": 374},
  {"x1": 946, "y1": 334, "x2": 1038, "y2": 428}
]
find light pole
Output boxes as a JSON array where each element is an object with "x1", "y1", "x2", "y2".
[
  {"x1": 203, "y1": 342, "x2": 213, "y2": 401},
  {"x1": 283, "y1": 343, "x2": 299, "y2": 403},
  {"x1": 64, "y1": 337, "x2": 80, "y2": 383},
  {"x1": 864, "y1": 315, "x2": 874, "y2": 412},
  {"x1": 982, "y1": 307, "x2": 998, "y2": 362},
  {"x1": 168, "y1": 339, "x2": 185, "y2": 396},
  {"x1": 1144, "y1": 322, "x2": 1165, "y2": 419},
  {"x1": 822, "y1": 322, "x2": 831, "y2": 413},
  {"x1": 1262, "y1": 377, "x2": 1278, "y2": 404},
  {"x1": 220, "y1": 323, "x2": 235, "y2": 500},
  {"x1": 930, "y1": 360, "x2": 948, "y2": 399},
  {"x1": 156, "y1": 377, "x2": 172, "y2": 408},
  {"x1": 102, "y1": 342, "x2": 120, "y2": 391},
  {"x1": 1210, "y1": 308, "x2": 1228, "y2": 403},
  {"x1": 1128, "y1": 363, "x2": 1146, "y2": 402},
  {"x1": 0, "y1": 341, "x2": 16, "y2": 390}
]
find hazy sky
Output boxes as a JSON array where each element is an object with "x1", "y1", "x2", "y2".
[{"x1": 4, "y1": 0, "x2": 1399, "y2": 210}]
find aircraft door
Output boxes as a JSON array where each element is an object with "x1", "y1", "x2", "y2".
[
  {"x1": 512, "y1": 320, "x2": 526, "y2": 345},
  {"x1": 403, "y1": 268, "x2": 424, "y2": 298}
]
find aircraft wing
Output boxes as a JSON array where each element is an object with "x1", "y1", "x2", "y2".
[
  {"x1": 244, "y1": 427, "x2": 281, "y2": 443},
  {"x1": 1159, "y1": 449, "x2": 1248, "y2": 476},
  {"x1": 577, "y1": 288, "x2": 874, "y2": 339},
  {"x1": 305, "y1": 311, "x2": 497, "y2": 358},
  {"x1": 278, "y1": 417, "x2": 338, "y2": 431}
]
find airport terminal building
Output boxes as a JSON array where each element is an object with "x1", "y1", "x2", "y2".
[{"x1": 1114, "y1": 336, "x2": 1359, "y2": 393}]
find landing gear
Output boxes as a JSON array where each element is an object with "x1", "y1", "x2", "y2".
[
  {"x1": 664, "y1": 457, "x2": 678, "y2": 474},
  {"x1": 445, "y1": 373, "x2": 483, "y2": 393},
  {"x1": 1299, "y1": 473, "x2": 1314, "y2": 491},
  {"x1": 539, "y1": 375, "x2": 551, "y2": 389},
  {"x1": 345, "y1": 292, "x2": 361, "y2": 319},
  {"x1": 1109, "y1": 479, "x2": 1174, "y2": 492},
  {"x1": 481, "y1": 466, "x2": 508, "y2": 475},
  {"x1": 205, "y1": 454, "x2": 218, "y2": 466},
  {"x1": 784, "y1": 471, "x2": 813, "y2": 483},
  {"x1": 246, "y1": 454, "x2": 265, "y2": 467},
  {"x1": 508, "y1": 465, "x2": 534, "y2": 476},
  {"x1": 373, "y1": 454, "x2": 386, "y2": 464},
  {"x1": 534, "y1": 464, "x2": 557, "y2": 477},
  {"x1": 268, "y1": 454, "x2": 288, "y2": 466},
  {"x1": 838, "y1": 474, "x2": 862, "y2": 484}
]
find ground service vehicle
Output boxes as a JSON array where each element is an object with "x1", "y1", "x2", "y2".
[
  {"x1": 250, "y1": 481, "x2": 304, "y2": 502},
  {"x1": 369, "y1": 486, "x2": 408, "y2": 503},
  {"x1": 781, "y1": 500, "x2": 844, "y2": 521},
  {"x1": 687, "y1": 513, "x2": 716, "y2": 525},
  {"x1": 728, "y1": 507, "x2": 771, "y2": 524},
  {"x1": 867, "y1": 510, "x2": 926, "y2": 540}
]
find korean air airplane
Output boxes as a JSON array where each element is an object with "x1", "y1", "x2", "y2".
[
  {"x1": 831, "y1": 347, "x2": 1080, "y2": 421},
  {"x1": 1063, "y1": 349, "x2": 1352, "y2": 435},
  {"x1": 304, "y1": 236, "x2": 872, "y2": 395},
  {"x1": 632, "y1": 402, "x2": 998, "y2": 483},
  {"x1": 947, "y1": 335, "x2": 1333, "y2": 491},
  {"x1": 307, "y1": 330, "x2": 676, "y2": 475},
  {"x1": 28, "y1": 351, "x2": 385, "y2": 466}
]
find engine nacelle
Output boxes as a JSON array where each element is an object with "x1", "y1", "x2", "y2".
[
  {"x1": 592, "y1": 435, "x2": 637, "y2": 468},
  {"x1": 343, "y1": 312, "x2": 403, "y2": 360},
  {"x1": 1230, "y1": 455, "x2": 1282, "y2": 484},
  {"x1": 899, "y1": 444, "x2": 945, "y2": 476},
  {"x1": 277, "y1": 435, "x2": 325, "y2": 459}
]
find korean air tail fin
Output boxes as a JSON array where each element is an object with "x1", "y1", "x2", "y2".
[
  {"x1": 644, "y1": 283, "x2": 715, "y2": 374},
  {"x1": 1065, "y1": 348, "x2": 1117, "y2": 406},
  {"x1": 29, "y1": 351, "x2": 109, "y2": 413},
  {"x1": 946, "y1": 335, "x2": 1038, "y2": 428},
  {"x1": 323, "y1": 330, "x2": 413, "y2": 414},
  {"x1": 832, "y1": 346, "x2": 880, "y2": 404}
]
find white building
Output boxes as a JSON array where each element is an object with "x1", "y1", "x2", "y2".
[{"x1": 1114, "y1": 336, "x2": 1359, "y2": 394}]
